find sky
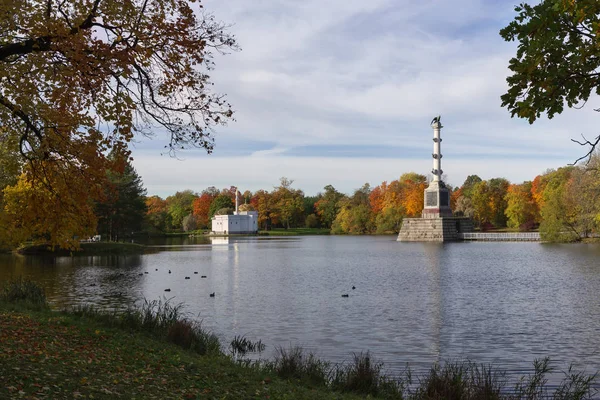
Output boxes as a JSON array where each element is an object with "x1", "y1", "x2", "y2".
[{"x1": 130, "y1": 0, "x2": 600, "y2": 198}]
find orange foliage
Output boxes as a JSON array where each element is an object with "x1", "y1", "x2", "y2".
[
  {"x1": 403, "y1": 180, "x2": 426, "y2": 217},
  {"x1": 369, "y1": 182, "x2": 386, "y2": 214},
  {"x1": 531, "y1": 175, "x2": 546, "y2": 219},
  {"x1": 146, "y1": 196, "x2": 167, "y2": 215},
  {"x1": 192, "y1": 193, "x2": 216, "y2": 228},
  {"x1": 451, "y1": 187, "x2": 463, "y2": 211}
]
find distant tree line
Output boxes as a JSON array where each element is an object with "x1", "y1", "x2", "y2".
[
  {"x1": 143, "y1": 155, "x2": 600, "y2": 242},
  {"x1": 2, "y1": 149, "x2": 600, "y2": 247}
]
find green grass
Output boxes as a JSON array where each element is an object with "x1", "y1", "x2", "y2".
[{"x1": 259, "y1": 228, "x2": 331, "y2": 236}]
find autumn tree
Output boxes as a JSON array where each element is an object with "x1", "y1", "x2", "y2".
[
  {"x1": 564, "y1": 157, "x2": 600, "y2": 237},
  {"x1": 530, "y1": 174, "x2": 548, "y2": 223},
  {"x1": 166, "y1": 190, "x2": 197, "y2": 230},
  {"x1": 250, "y1": 190, "x2": 274, "y2": 230},
  {"x1": 504, "y1": 182, "x2": 537, "y2": 230},
  {"x1": 369, "y1": 173, "x2": 425, "y2": 234},
  {"x1": 471, "y1": 181, "x2": 492, "y2": 228},
  {"x1": 0, "y1": 0, "x2": 237, "y2": 248},
  {"x1": 539, "y1": 167, "x2": 580, "y2": 241},
  {"x1": 372, "y1": 180, "x2": 403, "y2": 234},
  {"x1": 369, "y1": 183, "x2": 386, "y2": 216},
  {"x1": 242, "y1": 190, "x2": 253, "y2": 205},
  {"x1": 315, "y1": 185, "x2": 345, "y2": 229},
  {"x1": 460, "y1": 175, "x2": 482, "y2": 199},
  {"x1": 332, "y1": 184, "x2": 373, "y2": 234},
  {"x1": 470, "y1": 178, "x2": 510, "y2": 228},
  {"x1": 2, "y1": 167, "x2": 99, "y2": 248},
  {"x1": 488, "y1": 178, "x2": 510, "y2": 228},
  {"x1": 272, "y1": 177, "x2": 304, "y2": 229},
  {"x1": 400, "y1": 173, "x2": 427, "y2": 217},
  {"x1": 192, "y1": 186, "x2": 219, "y2": 228},
  {"x1": 501, "y1": 1, "x2": 600, "y2": 161},
  {"x1": 145, "y1": 195, "x2": 169, "y2": 233},
  {"x1": 454, "y1": 195, "x2": 475, "y2": 218},
  {"x1": 0, "y1": 129, "x2": 23, "y2": 198}
]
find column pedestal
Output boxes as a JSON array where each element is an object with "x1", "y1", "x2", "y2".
[{"x1": 422, "y1": 181, "x2": 452, "y2": 218}]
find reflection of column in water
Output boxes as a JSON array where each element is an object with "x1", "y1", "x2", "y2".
[
  {"x1": 232, "y1": 242, "x2": 240, "y2": 331},
  {"x1": 421, "y1": 243, "x2": 443, "y2": 362}
]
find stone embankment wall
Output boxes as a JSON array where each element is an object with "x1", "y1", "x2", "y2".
[{"x1": 397, "y1": 217, "x2": 473, "y2": 242}]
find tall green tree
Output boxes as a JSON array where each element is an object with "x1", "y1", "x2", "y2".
[
  {"x1": 166, "y1": 190, "x2": 197, "y2": 230},
  {"x1": 96, "y1": 160, "x2": 147, "y2": 241},
  {"x1": 209, "y1": 195, "x2": 234, "y2": 219},
  {"x1": 315, "y1": 185, "x2": 345, "y2": 229},
  {"x1": 145, "y1": 195, "x2": 170, "y2": 233},
  {"x1": 488, "y1": 178, "x2": 510, "y2": 228},
  {"x1": 272, "y1": 177, "x2": 304, "y2": 229},
  {"x1": 461, "y1": 175, "x2": 482, "y2": 199},
  {"x1": 539, "y1": 167, "x2": 580, "y2": 241},
  {"x1": 505, "y1": 182, "x2": 537, "y2": 230},
  {"x1": 332, "y1": 184, "x2": 373, "y2": 234}
]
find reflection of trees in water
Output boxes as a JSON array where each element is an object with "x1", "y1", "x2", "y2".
[
  {"x1": 0, "y1": 255, "x2": 65, "y2": 302},
  {"x1": 0, "y1": 254, "x2": 146, "y2": 311}
]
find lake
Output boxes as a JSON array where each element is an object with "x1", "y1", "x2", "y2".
[{"x1": 1, "y1": 235, "x2": 599, "y2": 381}]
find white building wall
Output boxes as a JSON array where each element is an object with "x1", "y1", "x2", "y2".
[{"x1": 211, "y1": 211, "x2": 259, "y2": 234}]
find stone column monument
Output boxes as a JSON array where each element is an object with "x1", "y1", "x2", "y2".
[
  {"x1": 423, "y1": 116, "x2": 452, "y2": 218},
  {"x1": 397, "y1": 116, "x2": 473, "y2": 242}
]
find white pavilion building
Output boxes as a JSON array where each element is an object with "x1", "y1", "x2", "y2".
[{"x1": 211, "y1": 189, "x2": 258, "y2": 234}]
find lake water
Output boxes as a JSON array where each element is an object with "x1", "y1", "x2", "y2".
[{"x1": 1, "y1": 236, "x2": 600, "y2": 381}]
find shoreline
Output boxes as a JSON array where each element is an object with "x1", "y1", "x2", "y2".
[
  {"x1": 1, "y1": 286, "x2": 597, "y2": 400},
  {"x1": 16, "y1": 242, "x2": 148, "y2": 256}
]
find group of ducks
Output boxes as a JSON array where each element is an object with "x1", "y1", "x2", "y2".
[
  {"x1": 138, "y1": 268, "x2": 214, "y2": 297},
  {"x1": 142, "y1": 268, "x2": 354, "y2": 299},
  {"x1": 341, "y1": 286, "x2": 356, "y2": 297}
]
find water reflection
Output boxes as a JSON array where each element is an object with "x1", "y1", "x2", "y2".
[
  {"x1": 1, "y1": 237, "x2": 600, "y2": 381},
  {"x1": 210, "y1": 237, "x2": 229, "y2": 245},
  {"x1": 421, "y1": 243, "x2": 443, "y2": 361}
]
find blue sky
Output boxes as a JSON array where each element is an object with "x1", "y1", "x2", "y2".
[{"x1": 130, "y1": 0, "x2": 600, "y2": 197}]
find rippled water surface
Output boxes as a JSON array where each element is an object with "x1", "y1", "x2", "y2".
[{"x1": 2, "y1": 236, "x2": 600, "y2": 379}]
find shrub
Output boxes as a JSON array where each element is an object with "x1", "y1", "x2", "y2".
[
  {"x1": 182, "y1": 214, "x2": 197, "y2": 232},
  {"x1": 414, "y1": 361, "x2": 505, "y2": 400},
  {"x1": 332, "y1": 352, "x2": 401, "y2": 398},
  {"x1": 229, "y1": 335, "x2": 265, "y2": 358},
  {"x1": 167, "y1": 320, "x2": 194, "y2": 349},
  {"x1": 305, "y1": 214, "x2": 319, "y2": 228},
  {"x1": 269, "y1": 346, "x2": 331, "y2": 386},
  {"x1": 1, "y1": 277, "x2": 47, "y2": 306},
  {"x1": 68, "y1": 298, "x2": 221, "y2": 355}
]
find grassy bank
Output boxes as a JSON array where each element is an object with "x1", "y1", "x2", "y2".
[
  {"x1": 17, "y1": 242, "x2": 147, "y2": 256},
  {"x1": 1, "y1": 279, "x2": 598, "y2": 399}
]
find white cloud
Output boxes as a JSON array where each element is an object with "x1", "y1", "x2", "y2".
[
  {"x1": 131, "y1": 0, "x2": 600, "y2": 197},
  {"x1": 134, "y1": 153, "x2": 572, "y2": 198}
]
